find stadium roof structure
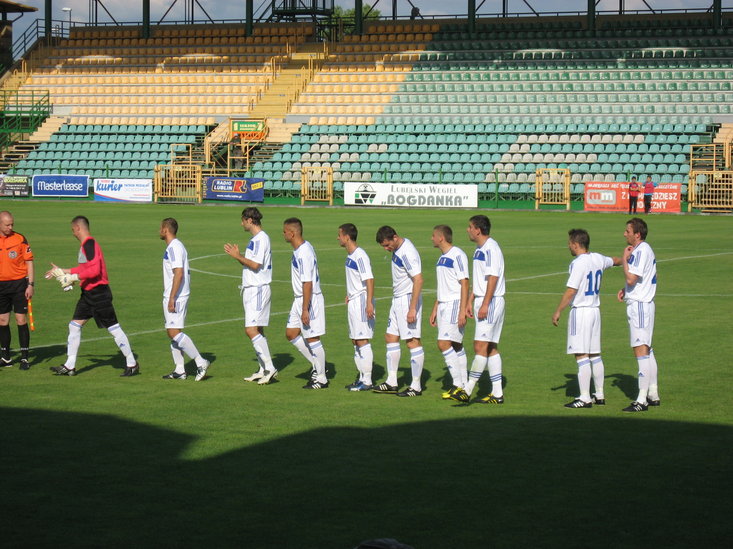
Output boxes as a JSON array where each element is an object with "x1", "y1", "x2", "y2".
[{"x1": 0, "y1": 0, "x2": 36, "y2": 15}]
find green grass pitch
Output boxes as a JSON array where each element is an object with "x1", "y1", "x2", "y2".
[{"x1": 1, "y1": 201, "x2": 731, "y2": 548}]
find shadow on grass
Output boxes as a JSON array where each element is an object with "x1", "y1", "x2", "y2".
[
  {"x1": 551, "y1": 373, "x2": 637, "y2": 400},
  {"x1": 1, "y1": 408, "x2": 730, "y2": 548}
]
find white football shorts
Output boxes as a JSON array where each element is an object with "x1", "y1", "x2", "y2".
[
  {"x1": 473, "y1": 295, "x2": 504, "y2": 343},
  {"x1": 626, "y1": 300, "x2": 655, "y2": 348},
  {"x1": 347, "y1": 293, "x2": 375, "y2": 340},
  {"x1": 287, "y1": 293, "x2": 326, "y2": 337},
  {"x1": 242, "y1": 285, "x2": 271, "y2": 327},
  {"x1": 436, "y1": 299, "x2": 465, "y2": 343},
  {"x1": 566, "y1": 307, "x2": 601, "y2": 355},
  {"x1": 386, "y1": 293, "x2": 422, "y2": 340},
  {"x1": 163, "y1": 296, "x2": 188, "y2": 330}
]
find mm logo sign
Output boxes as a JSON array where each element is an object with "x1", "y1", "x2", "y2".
[{"x1": 586, "y1": 189, "x2": 617, "y2": 205}]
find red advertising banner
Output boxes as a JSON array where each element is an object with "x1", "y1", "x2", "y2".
[{"x1": 584, "y1": 182, "x2": 682, "y2": 213}]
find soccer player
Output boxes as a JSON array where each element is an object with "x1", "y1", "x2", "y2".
[
  {"x1": 429, "y1": 225, "x2": 470, "y2": 401},
  {"x1": 552, "y1": 229, "x2": 621, "y2": 408},
  {"x1": 224, "y1": 207, "x2": 277, "y2": 385},
  {"x1": 159, "y1": 218, "x2": 209, "y2": 381},
  {"x1": 458, "y1": 215, "x2": 506, "y2": 404},
  {"x1": 618, "y1": 217, "x2": 660, "y2": 412},
  {"x1": 45, "y1": 215, "x2": 139, "y2": 377},
  {"x1": 0, "y1": 211, "x2": 34, "y2": 370},
  {"x1": 338, "y1": 223, "x2": 376, "y2": 391},
  {"x1": 374, "y1": 225, "x2": 424, "y2": 397},
  {"x1": 283, "y1": 218, "x2": 328, "y2": 389}
]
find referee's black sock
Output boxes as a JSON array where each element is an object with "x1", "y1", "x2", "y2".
[
  {"x1": 0, "y1": 324, "x2": 10, "y2": 359},
  {"x1": 18, "y1": 324, "x2": 30, "y2": 360}
]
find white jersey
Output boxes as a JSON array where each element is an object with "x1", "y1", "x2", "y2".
[
  {"x1": 567, "y1": 252, "x2": 614, "y2": 308},
  {"x1": 163, "y1": 238, "x2": 190, "y2": 299},
  {"x1": 242, "y1": 230, "x2": 272, "y2": 287},
  {"x1": 345, "y1": 246, "x2": 374, "y2": 299},
  {"x1": 472, "y1": 237, "x2": 505, "y2": 298},
  {"x1": 624, "y1": 241, "x2": 657, "y2": 303},
  {"x1": 291, "y1": 240, "x2": 321, "y2": 297},
  {"x1": 391, "y1": 238, "x2": 422, "y2": 297},
  {"x1": 436, "y1": 245, "x2": 469, "y2": 302}
]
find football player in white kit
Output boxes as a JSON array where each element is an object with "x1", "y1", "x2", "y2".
[
  {"x1": 374, "y1": 225, "x2": 425, "y2": 397},
  {"x1": 618, "y1": 218, "x2": 660, "y2": 412},
  {"x1": 552, "y1": 229, "x2": 621, "y2": 408},
  {"x1": 224, "y1": 207, "x2": 277, "y2": 385},
  {"x1": 283, "y1": 218, "x2": 328, "y2": 389},
  {"x1": 459, "y1": 215, "x2": 506, "y2": 404},
  {"x1": 428, "y1": 225, "x2": 470, "y2": 401},
  {"x1": 338, "y1": 223, "x2": 376, "y2": 391},
  {"x1": 159, "y1": 218, "x2": 210, "y2": 381}
]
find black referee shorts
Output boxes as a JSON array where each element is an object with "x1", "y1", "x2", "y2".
[
  {"x1": 73, "y1": 285, "x2": 119, "y2": 329},
  {"x1": 0, "y1": 279, "x2": 28, "y2": 315}
]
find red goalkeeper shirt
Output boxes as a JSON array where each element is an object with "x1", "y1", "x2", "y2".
[{"x1": 70, "y1": 236, "x2": 109, "y2": 291}]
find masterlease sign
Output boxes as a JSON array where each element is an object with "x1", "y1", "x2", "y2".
[
  {"x1": 32, "y1": 174, "x2": 89, "y2": 197},
  {"x1": 344, "y1": 182, "x2": 478, "y2": 208}
]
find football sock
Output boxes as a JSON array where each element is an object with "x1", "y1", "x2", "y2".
[
  {"x1": 353, "y1": 345, "x2": 363, "y2": 380},
  {"x1": 648, "y1": 349, "x2": 659, "y2": 400},
  {"x1": 456, "y1": 348, "x2": 468, "y2": 388},
  {"x1": 0, "y1": 324, "x2": 10, "y2": 358},
  {"x1": 169, "y1": 340, "x2": 185, "y2": 373},
  {"x1": 385, "y1": 343, "x2": 400, "y2": 386},
  {"x1": 289, "y1": 334, "x2": 313, "y2": 364},
  {"x1": 636, "y1": 355, "x2": 651, "y2": 403},
  {"x1": 442, "y1": 347, "x2": 460, "y2": 387},
  {"x1": 18, "y1": 324, "x2": 30, "y2": 360},
  {"x1": 108, "y1": 324, "x2": 136, "y2": 366},
  {"x1": 488, "y1": 353, "x2": 503, "y2": 398},
  {"x1": 576, "y1": 357, "x2": 592, "y2": 402},
  {"x1": 251, "y1": 334, "x2": 274, "y2": 373},
  {"x1": 409, "y1": 346, "x2": 424, "y2": 391},
  {"x1": 65, "y1": 321, "x2": 82, "y2": 369},
  {"x1": 309, "y1": 340, "x2": 327, "y2": 383},
  {"x1": 465, "y1": 355, "x2": 488, "y2": 396},
  {"x1": 590, "y1": 355, "x2": 605, "y2": 399},
  {"x1": 359, "y1": 343, "x2": 373, "y2": 385}
]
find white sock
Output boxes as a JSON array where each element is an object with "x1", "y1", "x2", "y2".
[
  {"x1": 309, "y1": 340, "x2": 327, "y2": 383},
  {"x1": 442, "y1": 347, "x2": 460, "y2": 387},
  {"x1": 65, "y1": 321, "x2": 82, "y2": 369},
  {"x1": 359, "y1": 343, "x2": 373, "y2": 385},
  {"x1": 170, "y1": 340, "x2": 185, "y2": 373},
  {"x1": 464, "y1": 355, "x2": 488, "y2": 396},
  {"x1": 647, "y1": 349, "x2": 659, "y2": 400},
  {"x1": 590, "y1": 356, "x2": 605, "y2": 399},
  {"x1": 636, "y1": 355, "x2": 651, "y2": 403},
  {"x1": 173, "y1": 332, "x2": 206, "y2": 367},
  {"x1": 576, "y1": 357, "x2": 592, "y2": 402},
  {"x1": 488, "y1": 353, "x2": 503, "y2": 398},
  {"x1": 385, "y1": 343, "x2": 400, "y2": 386},
  {"x1": 252, "y1": 334, "x2": 275, "y2": 373},
  {"x1": 456, "y1": 348, "x2": 468, "y2": 388},
  {"x1": 409, "y1": 346, "x2": 424, "y2": 391},
  {"x1": 289, "y1": 334, "x2": 314, "y2": 364},
  {"x1": 108, "y1": 323, "x2": 136, "y2": 366},
  {"x1": 353, "y1": 345, "x2": 363, "y2": 381}
]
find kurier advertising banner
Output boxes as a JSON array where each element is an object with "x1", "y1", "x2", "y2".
[
  {"x1": 93, "y1": 179, "x2": 153, "y2": 203},
  {"x1": 344, "y1": 182, "x2": 479, "y2": 208},
  {"x1": 32, "y1": 174, "x2": 89, "y2": 198},
  {"x1": 584, "y1": 182, "x2": 682, "y2": 213},
  {"x1": 203, "y1": 177, "x2": 265, "y2": 202},
  {"x1": 0, "y1": 174, "x2": 30, "y2": 197}
]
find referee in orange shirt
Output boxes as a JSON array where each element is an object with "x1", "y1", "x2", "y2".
[{"x1": 0, "y1": 211, "x2": 34, "y2": 370}]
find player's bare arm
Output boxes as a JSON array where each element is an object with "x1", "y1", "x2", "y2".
[
  {"x1": 224, "y1": 243, "x2": 262, "y2": 271},
  {"x1": 407, "y1": 273, "x2": 423, "y2": 324},
  {"x1": 365, "y1": 277, "x2": 375, "y2": 318},
  {"x1": 552, "y1": 287, "x2": 578, "y2": 326},
  {"x1": 25, "y1": 261, "x2": 35, "y2": 299},
  {"x1": 429, "y1": 300, "x2": 439, "y2": 326},
  {"x1": 168, "y1": 267, "x2": 184, "y2": 313},
  {"x1": 466, "y1": 291, "x2": 475, "y2": 318},
  {"x1": 458, "y1": 277, "x2": 469, "y2": 328},
  {"x1": 479, "y1": 275, "x2": 498, "y2": 320},
  {"x1": 301, "y1": 280, "x2": 313, "y2": 326}
]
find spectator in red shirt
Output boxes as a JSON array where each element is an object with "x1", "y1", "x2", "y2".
[
  {"x1": 643, "y1": 176, "x2": 657, "y2": 214},
  {"x1": 628, "y1": 176, "x2": 640, "y2": 214}
]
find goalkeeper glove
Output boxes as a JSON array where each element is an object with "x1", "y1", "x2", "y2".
[{"x1": 57, "y1": 272, "x2": 79, "y2": 291}]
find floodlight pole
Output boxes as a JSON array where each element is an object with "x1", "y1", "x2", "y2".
[
  {"x1": 45, "y1": 0, "x2": 52, "y2": 37},
  {"x1": 246, "y1": 0, "x2": 253, "y2": 37},
  {"x1": 587, "y1": 0, "x2": 595, "y2": 32},
  {"x1": 713, "y1": 0, "x2": 722, "y2": 28},
  {"x1": 354, "y1": 0, "x2": 363, "y2": 35},
  {"x1": 468, "y1": 0, "x2": 476, "y2": 33},
  {"x1": 142, "y1": 0, "x2": 150, "y2": 38}
]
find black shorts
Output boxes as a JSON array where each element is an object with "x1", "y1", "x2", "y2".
[
  {"x1": 0, "y1": 279, "x2": 28, "y2": 315},
  {"x1": 73, "y1": 285, "x2": 119, "y2": 329}
]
